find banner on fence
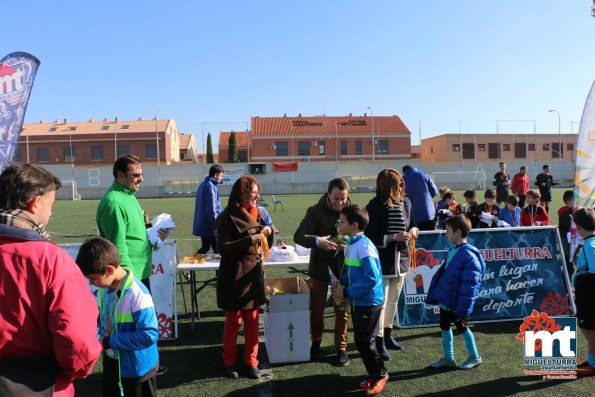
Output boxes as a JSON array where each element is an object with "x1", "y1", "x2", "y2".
[
  {"x1": 221, "y1": 167, "x2": 244, "y2": 185},
  {"x1": 59, "y1": 241, "x2": 177, "y2": 339},
  {"x1": 272, "y1": 161, "x2": 298, "y2": 172},
  {"x1": 397, "y1": 227, "x2": 574, "y2": 327}
]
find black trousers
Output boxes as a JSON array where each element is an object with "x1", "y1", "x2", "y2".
[
  {"x1": 416, "y1": 220, "x2": 436, "y2": 231},
  {"x1": 439, "y1": 309, "x2": 468, "y2": 333},
  {"x1": 102, "y1": 355, "x2": 157, "y2": 397},
  {"x1": 517, "y1": 194, "x2": 527, "y2": 209},
  {"x1": 197, "y1": 236, "x2": 218, "y2": 254},
  {"x1": 351, "y1": 305, "x2": 386, "y2": 379}
]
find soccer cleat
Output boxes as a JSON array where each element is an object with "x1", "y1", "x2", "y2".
[
  {"x1": 429, "y1": 358, "x2": 456, "y2": 368},
  {"x1": 359, "y1": 377, "x2": 371, "y2": 389},
  {"x1": 336, "y1": 349, "x2": 351, "y2": 366},
  {"x1": 365, "y1": 374, "x2": 389, "y2": 396},
  {"x1": 458, "y1": 356, "x2": 482, "y2": 370},
  {"x1": 156, "y1": 364, "x2": 168, "y2": 376},
  {"x1": 576, "y1": 361, "x2": 595, "y2": 377}
]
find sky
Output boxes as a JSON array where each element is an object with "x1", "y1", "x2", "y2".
[{"x1": 3, "y1": 1, "x2": 595, "y2": 149}]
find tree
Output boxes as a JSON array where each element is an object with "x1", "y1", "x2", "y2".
[
  {"x1": 206, "y1": 132, "x2": 214, "y2": 164},
  {"x1": 228, "y1": 131, "x2": 238, "y2": 163}
]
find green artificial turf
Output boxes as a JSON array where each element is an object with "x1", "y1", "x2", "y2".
[{"x1": 45, "y1": 189, "x2": 591, "y2": 396}]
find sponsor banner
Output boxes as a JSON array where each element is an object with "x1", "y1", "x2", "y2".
[
  {"x1": 59, "y1": 241, "x2": 177, "y2": 340},
  {"x1": 0, "y1": 52, "x2": 41, "y2": 172},
  {"x1": 272, "y1": 162, "x2": 298, "y2": 172},
  {"x1": 397, "y1": 227, "x2": 573, "y2": 327},
  {"x1": 221, "y1": 167, "x2": 244, "y2": 185}
]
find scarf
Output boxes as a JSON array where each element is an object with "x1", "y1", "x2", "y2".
[
  {"x1": 0, "y1": 209, "x2": 51, "y2": 240},
  {"x1": 243, "y1": 205, "x2": 258, "y2": 221}
]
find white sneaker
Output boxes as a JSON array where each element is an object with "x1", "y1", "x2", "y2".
[
  {"x1": 459, "y1": 357, "x2": 482, "y2": 370},
  {"x1": 429, "y1": 358, "x2": 456, "y2": 368}
]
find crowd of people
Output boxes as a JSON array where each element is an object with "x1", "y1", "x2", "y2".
[{"x1": 0, "y1": 159, "x2": 593, "y2": 397}]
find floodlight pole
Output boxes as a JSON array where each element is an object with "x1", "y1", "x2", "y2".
[{"x1": 548, "y1": 109, "x2": 561, "y2": 161}]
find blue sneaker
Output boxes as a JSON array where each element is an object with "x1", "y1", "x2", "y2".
[
  {"x1": 459, "y1": 357, "x2": 482, "y2": 370},
  {"x1": 429, "y1": 358, "x2": 456, "y2": 368}
]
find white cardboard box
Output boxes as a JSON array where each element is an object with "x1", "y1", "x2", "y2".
[
  {"x1": 265, "y1": 277, "x2": 309, "y2": 313},
  {"x1": 263, "y1": 310, "x2": 310, "y2": 363}
]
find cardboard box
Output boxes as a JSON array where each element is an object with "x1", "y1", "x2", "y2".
[
  {"x1": 265, "y1": 277, "x2": 309, "y2": 313},
  {"x1": 263, "y1": 310, "x2": 310, "y2": 363}
]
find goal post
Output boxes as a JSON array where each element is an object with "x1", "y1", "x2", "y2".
[
  {"x1": 430, "y1": 170, "x2": 486, "y2": 191},
  {"x1": 57, "y1": 179, "x2": 82, "y2": 201}
]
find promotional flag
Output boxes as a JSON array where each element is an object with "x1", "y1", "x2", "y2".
[
  {"x1": 0, "y1": 51, "x2": 40, "y2": 171},
  {"x1": 574, "y1": 80, "x2": 595, "y2": 207},
  {"x1": 272, "y1": 162, "x2": 298, "y2": 172}
]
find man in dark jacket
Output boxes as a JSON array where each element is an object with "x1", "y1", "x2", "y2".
[
  {"x1": 294, "y1": 178, "x2": 351, "y2": 366},
  {"x1": 193, "y1": 164, "x2": 224, "y2": 253},
  {"x1": 402, "y1": 165, "x2": 438, "y2": 230}
]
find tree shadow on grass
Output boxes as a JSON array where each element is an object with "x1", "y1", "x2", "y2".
[{"x1": 416, "y1": 375, "x2": 571, "y2": 397}]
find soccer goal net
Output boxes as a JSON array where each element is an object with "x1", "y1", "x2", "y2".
[
  {"x1": 430, "y1": 171, "x2": 486, "y2": 191},
  {"x1": 57, "y1": 179, "x2": 82, "y2": 201}
]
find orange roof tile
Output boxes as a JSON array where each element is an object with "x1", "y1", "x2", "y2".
[
  {"x1": 219, "y1": 131, "x2": 251, "y2": 146},
  {"x1": 251, "y1": 115, "x2": 410, "y2": 136},
  {"x1": 21, "y1": 119, "x2": 173, "y2": 136}
]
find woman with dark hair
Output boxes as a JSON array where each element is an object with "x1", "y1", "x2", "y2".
[
  {"x1": 365, "y1": 168, "x2": 419, "y2": 361},
  {"x1": 216, "y1": 175, "x2": 273, "y2": 380}
]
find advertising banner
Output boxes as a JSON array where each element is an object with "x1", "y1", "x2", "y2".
[
  {"x1": 397, "y1": 227, "x2": 574, "y2": 327},
  {"x1": 272, "y1": 162, "x2": 298, "y2": 172},
  {"x1": 59, "y1": 241, "x2": 177, "y2": 339},
  {"x1": 0, "y1": 52, "x2": 41, "y2": 171},
  {"x1": 221, "y1": 167, "x2": 244, "y2": 185}
]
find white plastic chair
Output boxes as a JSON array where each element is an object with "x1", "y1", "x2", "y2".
[{"x1": 271, "y1": 195, "x2": 285, "y2": 212}]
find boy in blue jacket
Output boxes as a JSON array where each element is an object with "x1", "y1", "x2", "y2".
[
  {"x1": 426, "y1": 215, "x2": 486, "y2": 370},
  {"x1": 332, "y1": 204, "x2": 387, "y2": 396},
  {"x1": 76, "y1": 237, "x2": 160, "y2": 397}
]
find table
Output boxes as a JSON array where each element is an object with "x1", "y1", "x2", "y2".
[{"x1": 177, "y1": 257, "x2": 310, "y2": 332}]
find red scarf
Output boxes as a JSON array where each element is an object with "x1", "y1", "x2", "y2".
[{"x1": 243, "y1": 205, "x2": 258, "y2": 221}]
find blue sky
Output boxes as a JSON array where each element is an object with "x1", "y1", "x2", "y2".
[{"x1": 3, "y1": 1, "x2": 595, "y2": 148}]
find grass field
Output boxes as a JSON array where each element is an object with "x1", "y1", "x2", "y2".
[{"x1": 47, "y1": 188, "x2": 592, "y2": 397}]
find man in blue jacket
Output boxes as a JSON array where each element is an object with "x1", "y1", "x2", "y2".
[
  {"x1": 402, "y1": 165, "x2": 439, "y2": 230},
  {"x1": 193, "y1": 164, "x2": 224, "y2": 254}
]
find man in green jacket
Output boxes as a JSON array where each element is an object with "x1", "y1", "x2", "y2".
[
  {"x1": 97, "y1": 154, "x2": 167, "y2": 375},
  {"x1": 294, "y1": 178, "x2": 351, "y2": 366}
]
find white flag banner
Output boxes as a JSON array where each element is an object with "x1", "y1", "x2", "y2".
[
  {"x1": 574, "y1": 80, "x2": 595, "y2": 207},
  {"x1": 59, "y1": 241, "x2": 177, "y2": 340},
  {"x1": 221, "y1": 167, "x2": 244, "y2": 185}
]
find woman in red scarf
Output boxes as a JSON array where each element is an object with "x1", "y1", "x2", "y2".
[{"x1": 216, "y1": 175, "x2": 273, "y2": 380}]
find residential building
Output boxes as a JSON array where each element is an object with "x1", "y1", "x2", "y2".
[
  {"x1": 17, "y1": 117, "x2": 192, "y2": 165},
  {"x1": 218, "y1": 131, "x2": 251, "y2": 163},
  {"x1": 421, "y1": 133, "x2": 577, "y2": 163}
]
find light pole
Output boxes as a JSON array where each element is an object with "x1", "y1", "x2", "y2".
[
  {"x1": 367, "y1": 106, "x2": 375, "y2": 162},
  {"x1": 155, "y1": 107, "x2": 162, "y2": 185},
  {"x1": 548, "y1": 109, "x2": 561, "y2": 160}
]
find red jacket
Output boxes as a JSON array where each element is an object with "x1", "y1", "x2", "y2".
[
  {"x1": 0, "y1": 224, "x2": 101, "y2": 396},
  {"x1": 520, "y1": 205, "x2": 550, "y2": 226},
  {"x1": 511, "y1": 173, "x2": 529, "y2": 196}
]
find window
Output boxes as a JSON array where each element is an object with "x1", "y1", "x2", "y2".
[
  {"x1": 275, "y1": 141, "x2": 288, "y2": 156},
  {"x1": 63, "y1": 146, "x2": 75, "y2": 162},
  {"x1": 340, "y1": 140, "x2": 348, "y2": 155},
  {"x1": 298, "y1": 141, "x2": 310, "y2": 156},
  {"x1": 91, "y1": 145, "x2": 103, "y2": 161},
  {"x1": 49, "y1": 127, "x2": 57, "y2": 132},
  {"x1": 502, "y1": 144, "x2": 510, "y2": 152},
  {"x1": 528, "y1": 143, "x2": 535, "y2": 151},
  {"x1": 121, "y1": 125, "x2": 130, "y2": 129},
  {"x1": 488, "y1": 143, "x2": 499, "y2": 159},
  {"x1": 146, "y1": 143, "x2": 157, "y2": 159},
  {"x1": 462, "y1": 143, "x2": 474, "y2": 159},
  {"x1": 452, "y1": 144, "x2": 460, "y2": 152},
  {"x1": 543, "y1": 144, "x2": 550, "y2": 151},
  {"x1": 478, "y1": 144, "x2": 486, "y2": 152},
  {"x1": 117, "y1": 144, "x2": 129, "y2": 157},
  {"x1": 318, "y1": 141, "x2": 325, "y2": 156},
  {"x1": 514, "y1": 143, "x2": 526, "y2": 159},
  {"x1": 567, "y1": 143, "x2": 574, "y2": 151},
  {"x1": 101, "y1": 125, "x2": 109, "y2": 130},
  {"x1": 37, "y1": 147, "x2": 49, "y2": 162},
  {"x1": 238, "y1": 150, "x2": 247, "y2": 162},
  {"x1": 377, "y1": 140, "x2": 389, "y2": 154},
  {"x1": 430, "y1": 147, "x2": 434, "y2": 154},
  {"x1": 249, "y1": 164, "x2": 265, "y2": 174},
  {"x1": 551, "y1": 142, "x2": 563, "y2": 159},
  {"x1": 355, "y1": 140, "x2": 362, "y2": 155}
]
